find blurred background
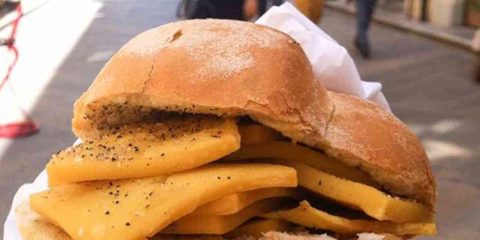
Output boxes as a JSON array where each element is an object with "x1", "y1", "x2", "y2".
[{"x1": 0, "y1": 0, "x2": 479, "y2": 239}]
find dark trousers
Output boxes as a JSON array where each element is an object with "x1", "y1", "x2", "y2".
[
  {"x1": 258, "y1": 0, "x2": 285, "y2": 17},
  {"x1": 180, "y1": 0, "x2": 245, "y2": 20},
  {"x1": 356, "y1": 0, "x2": 377, "y2": 44}
]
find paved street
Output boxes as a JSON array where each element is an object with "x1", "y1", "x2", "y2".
[
  {"x1": 321, "y1": 9, "x2": 480, "y2": 239},
  {"x1": 1, "y1": 1, "x2": 479, "y2": 239}
]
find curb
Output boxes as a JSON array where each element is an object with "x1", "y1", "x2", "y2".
[{"x1": 325, "y1": 2, "x2": 473, "y2": 51}]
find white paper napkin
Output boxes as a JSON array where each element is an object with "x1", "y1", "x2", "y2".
[
  {"x1": 4, "y1": 3, "x2": 392, "y2": 239},
  {"x1": 256, "y1": 2, "x2": 390, "y2": 111}
]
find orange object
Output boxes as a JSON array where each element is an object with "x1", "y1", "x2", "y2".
[
  {"x1": 294, "y1": 0, "x2": 325, "y2": 23},
  {"x1": 0, "y1": 121, "x2": 39, "y2": 138}
]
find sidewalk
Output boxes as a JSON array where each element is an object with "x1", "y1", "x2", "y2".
[{"x1": 325, "y1": 1, "x2": 474, "y2": 50}]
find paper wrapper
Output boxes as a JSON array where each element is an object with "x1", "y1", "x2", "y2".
[
  {"x1": 257, "y1": 3, "x2": 390, "y2": 111},
  {"x1": 3, "y1": 3, "x2": 391, "y2": 239}
]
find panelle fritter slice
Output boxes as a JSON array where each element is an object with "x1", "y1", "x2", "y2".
[
  {"x1": 277, "y1": 160, "x2": 433, "y2": 224},
  {"x1": 225, "y1": 141, "x2": 379, "y2": 187},
  {"x1": 47, "y1": 117, "x2": 240, "y2": 185},
  {"x1": 30, "y1": 164, "x2": 297, "y2": 240},
  {"x1": 15, "y1": 200, "x2": 71, "y2": 240},
  {"x1": 238, "y1": 124, "x2": 282, "y2": 145},
  {"x1": 162, "y1": 198, "x2": 291, "y2": 235},
  {"x1": 191, "y1": 188, "x2": 299, "y2": 216},
  {"x1": 263, "y1": 201, "x2": 436, "y2": 236}
]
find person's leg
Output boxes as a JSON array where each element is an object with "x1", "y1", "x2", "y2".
[
  {"x1": 364, "y1": 0, "x2": 377, "y2": 34},
  {"x1": 355, "y1": 0, "x2": 377, "y2": 58},
  {"x1": 356, "y1": 0, "x2": 367, "y2": 45},
  {"x1": 271, "y1": 0, "x2": 285, "y2": 6}
]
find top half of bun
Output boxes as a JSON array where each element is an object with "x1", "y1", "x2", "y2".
[
  {"x1": 72, "y1": 19, "x2": 435, "y2": 208},
  {"x1": 73, "y1": 19, "x2": 334, "y2": 146}
]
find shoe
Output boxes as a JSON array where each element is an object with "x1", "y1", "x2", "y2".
[{"x1": 354, "y1": 38, "x2": 371, "y2": 59}]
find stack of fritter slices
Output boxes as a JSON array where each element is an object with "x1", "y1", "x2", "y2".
[{"x1": 19, "y1": 117, "x2": 434, "y2": 240}]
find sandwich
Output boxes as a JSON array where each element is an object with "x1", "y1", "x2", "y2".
[{"x1": 15, "y1": 19, "x2": 436, "y2": 240}]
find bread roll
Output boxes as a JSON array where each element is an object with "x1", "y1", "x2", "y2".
[{"x1": 72, "y1": 19, "x2": 435, "y2": 207}]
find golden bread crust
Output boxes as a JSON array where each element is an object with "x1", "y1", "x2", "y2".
[
  {"x1": 324, "y1": 91, "x2": 435, "y2": 207},
  {"x1": 72, "y1": 19, "x2": 334, "y2": 148}
]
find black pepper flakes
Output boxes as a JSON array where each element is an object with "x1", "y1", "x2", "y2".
[
  {"x1": 125, "y1": 222, "x2": 130, "y2": 226},
  {"x1": 105, "y1": 211, "x2": 110, "y2": 215}
]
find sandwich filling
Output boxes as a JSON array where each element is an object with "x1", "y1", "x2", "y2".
[{"x1": 25, "y1": 118, "x2": 435, "y2": 240}]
